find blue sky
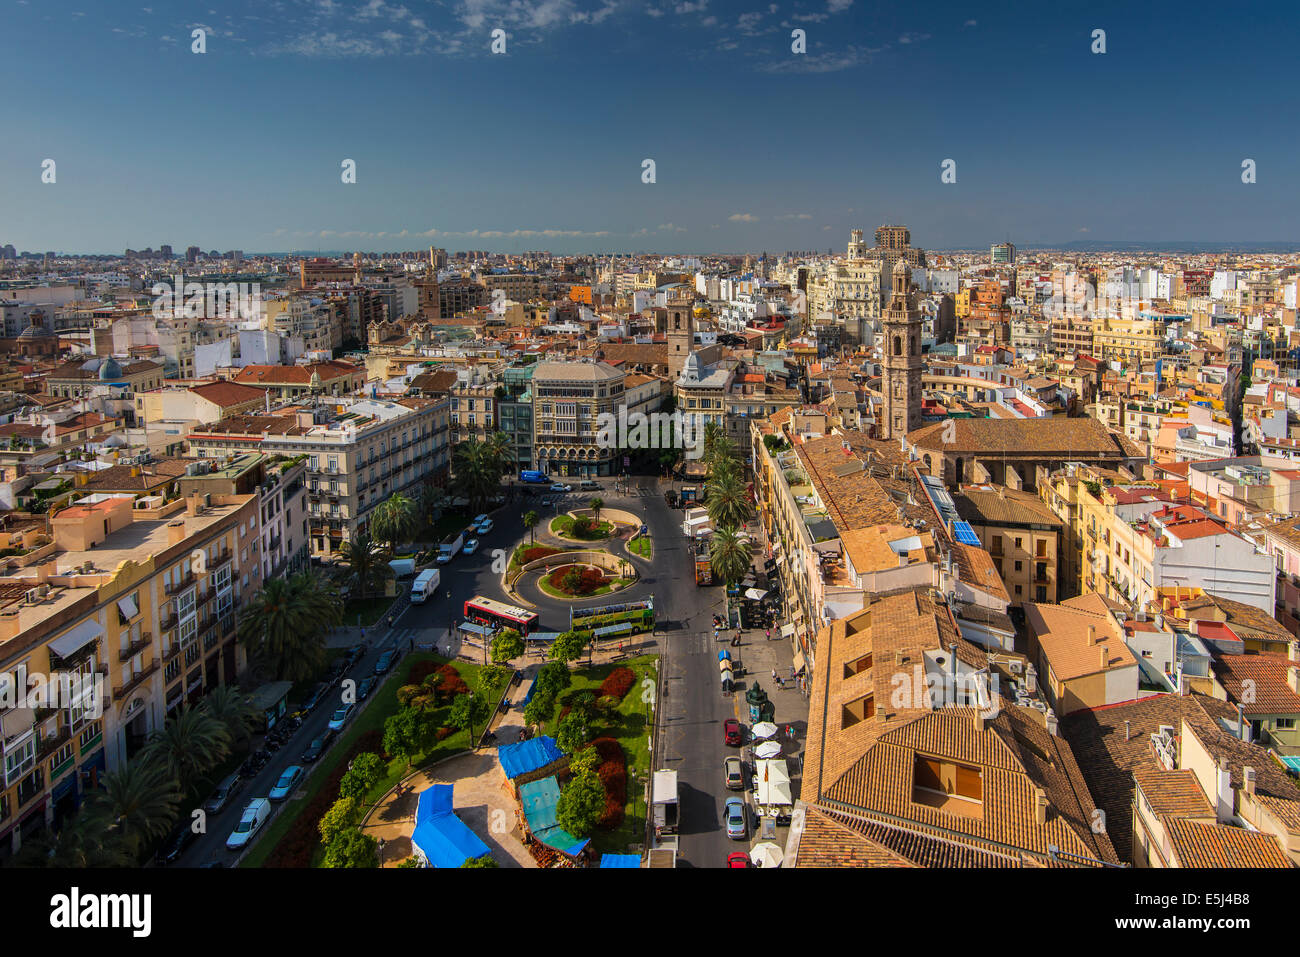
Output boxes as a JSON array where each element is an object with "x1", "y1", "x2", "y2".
[{"x1": 3, "y1": 0, "x2": 1299, "y2": 254}]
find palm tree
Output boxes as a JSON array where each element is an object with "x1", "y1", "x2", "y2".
[
  {"x1": 523, "y1": 509, "x2": 539, "y2": 545},
  {"x1": 702, "y1": 421, "x2": 727, "y2": 462},
  {"x1": 370, "y1": 492, "x2": 418, "y2": 554},
  {"x1": 451, "y1": 439, "x2": 501, "y2": 512},
  {"x1": 339, "y1": 529, "x2": 387, "y2": 599},
  {"x1": 588, "y1": 497, "x2": 604, "y2": 523},
  {"x1": 141, "y1": 705, "x2": 232, "y2": 796},
  {"x1": 93, "y1": 758, "x2": 181, "y2": 855},
  {"x1": 706, "y1": 470, "x2": 753, "y2": 530},
  {"x1": 12, "y1": 803, "x2": 135, "y2": 868},
  {"x1": 197, "y1": 685, "x2": 258, "y2": 753},
  {"x1": 484, "y1": 432, "x2": 511, "y2": 479},
  {"x1": 238, "y1": 572, "x2": 341, "y2": 683},
  {"x1": 710, "y1": 526, "x2": 754, "y2": 616}
]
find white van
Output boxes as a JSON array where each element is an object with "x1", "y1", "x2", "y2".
[
  {"x1": 411, "y1": 568, "x2": 441, "y2": 604},
  {"x1": 226, "y1": 797, "x2": 270, "y2": 851}
]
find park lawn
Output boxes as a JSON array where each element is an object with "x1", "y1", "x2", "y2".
[
  {"x1": 628, "y1": 535, "x2": 652, "y2": 560},
  {"x1": 241, "y1": 652, "x2": 497, "y2": 868},
  {"x1": 343, "y1": 594, "x2": 396, "y2": 627},
  {"x1": 544, "y1": 655, "x2": 657, "y2": 855},
  {"x1": 549, "y1": 515, "x2": 613, "y2": 540}
]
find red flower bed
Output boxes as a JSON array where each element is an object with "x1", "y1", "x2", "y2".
[
  {"x1": 406, "y1": 660, "x2": 440, "y2": 687},
  {"x1": 591, "y1": 737, "x2": 628, "y2": 831},
  {"x1": 521, "y1": 546, "x2": 559, "y2": 563},
  {"x1": 435, "y1": 663, "x2": 470, "y2": 702},
  {"x1": 599, "y1": 666, "x2": 635, "y2": 701},
  {"x1": 546, "y1": 564, "x2": 609, "y2": 596}
]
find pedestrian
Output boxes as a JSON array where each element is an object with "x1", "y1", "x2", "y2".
[
  {"x1": 409, "y1": 636, "x2": 415, "y2": 653},
  {"x1": 360, "y1": 626, "x2": 366, "y2": 643},
  {"x1": 771, "y1": 668, "x2": 777, "y2": 682},
  {"x1": 789, "y1": 666, "x2": 795, "y2": 680},
  {"x1": 765, "y1": 628, "x2": 771, "y2": 641}
]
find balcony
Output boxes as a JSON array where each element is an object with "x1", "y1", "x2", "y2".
[
  {"x1": 114, "y1": 660, "x2": 160, "y2": 699},
  {"x1": 165, "y1": 571, "x2": 196, "y2": 595},
  {"x1": 118, "y1": 633, "x2": 153, "y2": 662}
]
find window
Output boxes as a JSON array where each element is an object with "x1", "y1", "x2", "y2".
[
  {"x1": 913, "y1": 755, "x2": 983, "y2": 805},
  {"x1": 1276, "y1": 718, "x2": 1296, "y2": 730},
  {"x1": 843, "y1": 653, "x2": 872, "y2": 678},
  {"x1": 841, "y1": 694, "x2": 875, "y2": 728}
]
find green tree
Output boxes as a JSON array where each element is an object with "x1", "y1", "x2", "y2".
[
  {"x1": 555, "y1": 768, "x2": 605, "y2": 838},
  {"x1": 370, "y1": 492, "x2": 419, "y2": 554},
  {"x1": 196, "y1": 685, "x2": 257, "y2": 752},
  {"x1": 491, "y1": 628, "x2": 525, "y2": 663},
  {"x1": 555, "y1": 709, "x2": 590, "y2": 754},
  {"x1": 568, "y1": 746, "x2": 599, "y2": 776},
  {"x1": 339, "y1": 529, "x2": 388, "y2": 599},
  {"x1": 460, "y1": 854, "x2": 498, "y2": 867},
  {"x1": 140, "y1": 705, "x2": 231, "y2": 797},
  {"x1": 237, "y1": 572, "x2": 342, "y2": 683},
  {"x1": 705, "y1": 469, "x2": 753, "y2": 530},
  {"x1": 522, "y1": 509, "x2": 539, "y2": 545},
  {"x1": 549, "y1": 630, "x2": 585, "y2": 664},
  {"x1": 710, "y1": 525, "x2": 754, "y2": 615},
  {"x1": 451, "y1": 438, "x2": 508, "y2": 512},
  {"x1": 397, "y1": 856, "x2": 421, "y2": 868},
  {"x1": 93, "y1": 758, "x2": 181, "y2": 855},
  {"x1": 321, "y1": 828, "x2": 378, "y2": 868},
  {"x1": 318, "y1": 796, "x2": 362, "y2": 846},
  {"x1": 523, "y1": 690, "x2": 555, "y2": 728},
  {"x1": 535, "y1": 661, "x2": 571, "y2": 697},
  {"x1": 448, "y1": 692, "x2": 487, "y2": 732},
  {"x1": 588, "y1": 496, "x2": 604, "y2": 522},
  {"x1": 383, "y1": 708, "x2": 437, "y2": 768},
  {"x1": 338, "y1": 752, "x2": 386, "y2": 801},
  {"x1": 12, "y1": 802, "x2": 134, "y2": 868}
]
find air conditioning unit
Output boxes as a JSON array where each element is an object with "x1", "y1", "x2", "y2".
[
  {"x1": 1007, "y1": 659, "x2": 1024, "y2": 675},
  {"x1": 24, "y1": 588, "x2": 39, "y2": 605}
]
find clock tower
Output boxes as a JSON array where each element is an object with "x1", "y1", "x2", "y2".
[{"x1": 881, "y1": 259, "x2": 922, "y2": 440}]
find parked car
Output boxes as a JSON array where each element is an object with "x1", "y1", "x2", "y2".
[
  {"x1": 475, "y1": 518, "x2": 494, "y2": 535},
  {"x1": 328, "y1": 704, "x2": 354, "y2": 732},
  {"x1": 724, "y1": 797, "x2": 747, "y2": 840},
  {"x1": 301, "y1": 682, "x2": 329, "y2": 712},
  {"x1": 463, "y1": 538, "x2": 480, "y2": 555},
  {"x1": 472, "y1": 513, "x2": 489, "y2": 528},
  {"x1": 202, "y1": 772, "x2": 243, "y2": 815},
  {"x1": 301, "y1": 737, "x2": 328, "y2": 763},
  {"x1": 344, "y1": 643, "x2": 366, "y2": 667},
  {"x1": 726, "y1": 852, "x2": 750, "y2": 869},
  {"x1": 357, "y1": 676, "x2": 376, "y2": 700},
  {"x1": 724, "y1": 718, "x2": 742, "y2": 746},
  {"x1": 375, "y1": 651, "x2": 395, "y2": 675},
  {"x1": 724, "y1": 756, "x2": 744, "y2": 791},
  {"x1": 579, "y1": 480, "x2": 601, "y2": 492},
  {"x1": 226, "y1": 798, "x2": 271, "y2": 850},
  {"x1": 540, "y1": 495, "x2": 554, "y2": 506},
  {"x1": 549, "y1": 483, "x2": 571, "y2": 493},
  {"x1": 269, "y1": 766, "x2": 304, "y2": 802},
  {"x1": 156, "y1": 820, "x2": 199, "y2": 865}
]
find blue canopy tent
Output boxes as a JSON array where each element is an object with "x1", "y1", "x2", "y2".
[
  {"x1": 498, "y1": 735, "x2": 564, "y2": 780},
  {"x1": 600, "y1": 853, "x2": 641, "y2": 868},
  {"x1": 411, "y1": 784, "x2": 491, "y2": 868}
]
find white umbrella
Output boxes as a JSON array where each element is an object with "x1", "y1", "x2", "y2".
[
  {"x1": 752, "y1": 721, "x2": 778, "y2": 740},
  {"x1": 754, "y1": 741, "x2": 782, "y2": 759},
  {"x1": 744, "y1": 588, "x2": 768, "y2": 601},
  {"x1": 750, "y1": 842, "x2": 784, "y2": 868}
]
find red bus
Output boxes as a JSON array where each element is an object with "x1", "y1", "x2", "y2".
[{"x1": 463, "y1": 596, "x2": 539, "y2": 635}]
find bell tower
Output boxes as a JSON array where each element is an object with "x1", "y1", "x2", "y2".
[
  {"x1": 666, "y1": 303, "x2": 694, "y2": 378},
  {"x1": 881, "y1": 259, "x2": 922, "y2": 440}
]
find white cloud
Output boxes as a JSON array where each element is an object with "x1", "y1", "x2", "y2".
[
  {"x1": 776, "y1": 213, "x2": 812, "y2": 221},
  {"x1": 827, "y1": 0, "x2": 852, "y2": 12},
  {"x1": 729, "y1": 213, "x2": 759, "y2": 223}
]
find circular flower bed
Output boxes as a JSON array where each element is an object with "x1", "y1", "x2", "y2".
[{"x1": 545, "y1": 563, "x2": 611, "y2": 596}]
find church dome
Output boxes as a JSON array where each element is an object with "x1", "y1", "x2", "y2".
[{"x1": 98, "y1": 357, "x2": 124, "y2": 381}]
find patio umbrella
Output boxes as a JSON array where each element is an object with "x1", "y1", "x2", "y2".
[
  {"x1": 752, "y1": 721, "x2": 778, "y2": 740},
  {"x1": 754, "y1": 740, "x2": 782, "y2": 759},
  {"x1": 750, "y1": 842, "x2": 784, "y2": 868},
  {"x1": 744, "y1": 588, "x2": 768, "y2": 601}
]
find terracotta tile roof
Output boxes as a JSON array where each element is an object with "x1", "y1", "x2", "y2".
[
  {"x1": 1212, "y1": 654, "x2": 1300, "y2": 716},
  {"x1": 793, "y1": 430, "x2": 932, "y2": 532},
  {"x1": 1061, "y1": 693, "x2": 1300, "y2": 863},
  {"x1": 1132, "y1": 767, "x2": 1212, "y2": 817},
  {"x1": 188, "y1": 381, "x2": 268, "y2": 408},
  {"x1": 954, "y1": 485, "x2": 1065, "y2": 528},
  {"x1": 792, "y1": 806, "x2": 915, "y2": 867},
  {"x1": 233, "y1": 361, "x2": 360, "y2": 385},
  {"x1": 909, "y1": 416, "x2": 1138, "y2": 457},
  {"x1": 1025, "y1": 601, "x2": 1138, "y2": 682},
  {"x1": 1165, "y1": 818, "x2": 1292, "y2": 868}
]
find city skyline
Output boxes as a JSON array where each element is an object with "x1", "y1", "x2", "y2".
[{"x1": 4, "y1": 0, "x2": 1299, "y2": 253}]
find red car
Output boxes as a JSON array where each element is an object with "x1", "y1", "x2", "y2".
[
  {"x1": 724, "y1": 718, "x2": 742, "y2": 746},
  {"x1": 727, "y1": 852, "x2": 750, "y2": 869}
]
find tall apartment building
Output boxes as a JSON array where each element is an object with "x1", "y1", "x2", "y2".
[
  {"x1": 531, "y1": 361, "x2": 625, "y2": 478},
  {"x1": 187, "y1": 397, "x2": 450, "y2": 557},
  {"x1": 991, "y1": 242, "x2": 1017, "y2": 265},
  {"x1": 450, "y1": 381, "x2": 498, "y2": 445},
  {"x1": 0, "y1": 489, "x2": 260, "y2": 852}
]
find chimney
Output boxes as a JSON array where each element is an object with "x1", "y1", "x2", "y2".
[
  {"x1": 1243, "y1": 766, "x2": 1257, "y2": 797},
  {"x1": 1236, "y1": 703, "x2": 1250, "y2": 741},
  {"x1": 1124, "y1": 719, "x2": 1131, "y2": 741},
  {"x1": 185, "y1": 494, "x2": 201, "y2": 517},
  {"x1": 1044, "y1": 708, "x2": 1058, "y2": 736},
  {"x1": 973, "y1": 711, "x2": 984, "y2": 733},
  {"x1": 0, "y1": 610, "x2": 21, "y2": 642},
  {"x1": 166, "y1": 520, "x2": 186, "y2": 546},
  {"x1": 1087, "y1": 624, "x2": 1097, "y2": 645},
  {"x1": 1215, "y1": 756, "x2": 1234, "y2": 824},
  {"x1": 1099, "y1": 646, "x2": 1108, "y2": 670},
  {"x1": 1034, "y1": 788, "x2": 1049, "y2": 825}
]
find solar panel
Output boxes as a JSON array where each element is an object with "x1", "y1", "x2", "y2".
[{"x1": 951, "y1": 520, "x2": 981, "y2": 547}]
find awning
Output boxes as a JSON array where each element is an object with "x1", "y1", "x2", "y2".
[
  {"x1": 48, "y1": 619, "x2": 103, "y2": 659},
  {"x1": 780, "y1": 623, "x2": 796, "y2": 639},
  {"x1": 792, "y1": 650, "x2": 806, "y2": 672},
  {"x1": 116, "y1": 596, "x2": 138, "y2": 621},
  {"x1": 745, "y1": 588, "x2": 768, "y2": 601}
]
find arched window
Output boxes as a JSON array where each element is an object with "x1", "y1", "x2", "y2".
[{"x1": 893, "y1": 335, "x2": 902, "y2": 356}]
